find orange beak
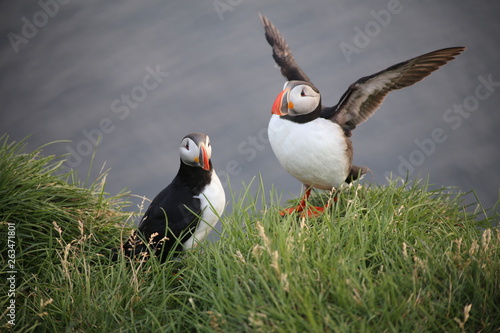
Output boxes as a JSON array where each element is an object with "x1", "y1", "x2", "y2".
[
  {"x1": 271, "y1": 88, "x2": 289, "y2": 116},
  {"x1": 199, "y1": 144, "x2": 210, "y2": 171}
]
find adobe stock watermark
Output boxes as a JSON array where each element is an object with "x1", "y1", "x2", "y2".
[
  {"x1": 7, "y1": 0, "x2": 72, "y2": 54},
  {"x1": 216, "y1": 116, "x2": 291, "y2": 187},
  {"x1": 5, "y1": 222, "x2": 17, "y2": 327},
  {"x1": 62, "y1": 65, "x2": 169, "y2": 171},
  {"x1": 217, "y1": 126, "x2": 270, "y2": 187},
  {"x1": 213, "y1": 0, "x2": 243, "y2": 21},
  {"x1": 339, "y1": 0, "x2": 412, "y2": 64},
  {"x1": 387, "y1": 73, "x2": 499, "y2": 179}
]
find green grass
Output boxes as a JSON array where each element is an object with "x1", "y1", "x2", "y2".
[{"x1": 1, "y1": 135, "x2": 499, "y2": 332}]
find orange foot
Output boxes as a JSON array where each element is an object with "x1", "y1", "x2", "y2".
[
  {"x1": 279, "y1": 188, "x2": 337, "y2": 217},
  {"x1": 300, "y1": 206, "x2": 326, "y2": 217},
  {"x1": 279, "y1": 205, "x2": 327, "y2": 217},
  {"x1": 279, "y1": 205, "x2": 303, "y2": 216}
]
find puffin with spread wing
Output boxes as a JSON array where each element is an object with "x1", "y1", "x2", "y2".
[{"x1": 260, "y1": 14, "x2": 464, "y2": 216}]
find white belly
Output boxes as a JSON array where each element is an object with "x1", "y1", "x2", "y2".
[
  {"x1": 268, "y1": 115, "x2": 350, "y2": 190},
  {"x1": 183, "y1": 170, "x2": 225, "y2": 250}
]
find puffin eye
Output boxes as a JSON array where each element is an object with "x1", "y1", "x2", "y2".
[
  {"x1": 300, "y1": 89, "x2": 306, "y2": 97},
  {"x1": 185, "y1": 142, "x2": 189, "y2": 150}
]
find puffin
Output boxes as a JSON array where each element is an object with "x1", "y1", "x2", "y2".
[
  {"x1": 259, "y1": 14, "x2": 465, "y2": 216},
  {"x1": 121, "y1": 133, "x2": 225, "y2": 262}
]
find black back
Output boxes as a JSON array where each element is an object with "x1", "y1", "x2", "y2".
[{"x1": 123, "y1": 160, "x2": 212, "y2": 262}]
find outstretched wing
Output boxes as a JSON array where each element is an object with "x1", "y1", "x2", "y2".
[
  {"x1": 322, "y1": 47, "x2": 465, "y2": 129},
  {"x1": 259, "y1": 14, "x2": 311, "y2": 83}
]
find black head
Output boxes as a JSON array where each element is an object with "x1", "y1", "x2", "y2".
[
  {"x1": 271, "y1": 81, "x2": 321, "y2": 122},
  {"x1": 179, "y1": 133, "x2": 212, "y2": 171}
]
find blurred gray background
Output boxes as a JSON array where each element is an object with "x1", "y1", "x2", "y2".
[{"x1": 1, "y1": 0, "x2": 499, "y2": 219}]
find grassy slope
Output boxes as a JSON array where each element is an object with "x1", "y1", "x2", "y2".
[{"x1": 1, "y1": 136, "x2": 499, "y2": 332}]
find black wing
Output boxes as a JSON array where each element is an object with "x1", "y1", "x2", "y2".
[
  {"x1": 260, "y1": 14, "x2": 311, "y2": 83},
  {"x1": 124, "y1": 179, "x2": 201, "y2": 261},
  {"x1": 322, "y1": 47, "x2": 465, "y2": 130}
]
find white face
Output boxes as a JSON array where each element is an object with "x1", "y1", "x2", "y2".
[
  {"x1": 179, "y1": 135, "x2": 212, "y2": 169},
  {"x1": 288, "y1": 84, "x2": 320, "y2": 115}
]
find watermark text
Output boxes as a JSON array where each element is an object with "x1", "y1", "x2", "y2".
[{"x1": 5, "y1": 222, "x2": 17, "y2": 326}]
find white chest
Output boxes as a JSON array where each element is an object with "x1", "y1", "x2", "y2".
[
  {"x1": 268, "y1": 115, "x2": 350, "y2": 190},
  {"x1": 183, "y1": 170, "x2": 225, "y2": 250}
]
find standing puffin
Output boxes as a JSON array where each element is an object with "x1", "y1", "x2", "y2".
[
  {"x1": 259, "y1": 14, "x2": 465, "y2": 216},
  {"x1": 122, "y1": 133, "x2": 225, "y2": 262}
]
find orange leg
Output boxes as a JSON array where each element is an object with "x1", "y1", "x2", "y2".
[
  {"x1": 280, "y1": 187, "x2": 335, "y2": 217},
  {"x1": 279, "y1": 188, "x2": 311, "y2": 215}
]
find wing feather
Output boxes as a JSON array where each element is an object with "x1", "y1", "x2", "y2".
[
  {"x1": 325, "y1": 47, "x2": 465, "y2": 127},
  {"x1": 259, "y1": 14, "x2": 311, "y2": 82}
]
